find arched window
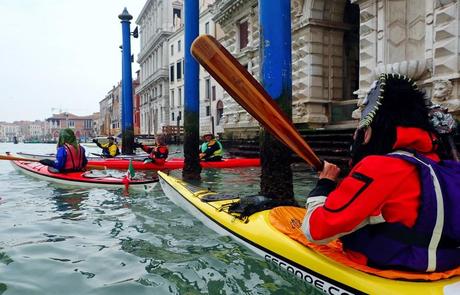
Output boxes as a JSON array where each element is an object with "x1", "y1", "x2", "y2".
[{"x1": 216, "y1": 100, "x2": 224, "y2": 125}]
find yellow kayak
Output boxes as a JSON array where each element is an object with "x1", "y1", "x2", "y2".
[{"x1": 158, "y1": 171, "x2": 460, "y2": 295}]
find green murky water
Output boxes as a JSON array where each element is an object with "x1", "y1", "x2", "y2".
[{"x1": 0, "y1": 143, "x2": 321, "y2": 295}]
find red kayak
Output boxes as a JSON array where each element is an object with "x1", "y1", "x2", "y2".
[
  {"x1": 11, "y1": 161, "x2": 158, "y2": 192},
  {"x1": 87, "y1": 157, "x2": 261, "y2": 170}
]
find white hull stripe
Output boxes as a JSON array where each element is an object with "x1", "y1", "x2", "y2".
[{"x1": 12, "y1": 162, "x2": 157, "y2": 191}]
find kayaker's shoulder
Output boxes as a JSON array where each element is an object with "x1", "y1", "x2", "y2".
[{"x1": 355, "y1": 155, "x2": 414, "y2": 173}]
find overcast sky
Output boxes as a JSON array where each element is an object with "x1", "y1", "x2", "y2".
[{"x1": 0, "y1": 0, "x2": 145, "y2": 122}]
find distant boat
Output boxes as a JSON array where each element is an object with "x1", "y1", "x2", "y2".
[{"x1": 13, "y1": 136, "x2": 18, "y2": 144}]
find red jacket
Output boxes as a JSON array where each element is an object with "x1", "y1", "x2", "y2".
[{"x1": 302, "y1": 127, "x2": 439, "y2": 247}]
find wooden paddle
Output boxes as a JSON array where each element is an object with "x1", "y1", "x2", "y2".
[
  {"x1": 191, "y1": 35, "x2": 323, "y2": 170},
  {"x1": 0, "y1": 154, "x2": 107, "y2": 170}
]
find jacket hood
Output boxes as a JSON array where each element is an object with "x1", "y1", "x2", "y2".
[{"x1": 393, "y1": 126, "x2": 439, "y2": 159}]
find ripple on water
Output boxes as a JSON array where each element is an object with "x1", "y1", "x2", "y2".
[{"x1": 0, "y1": 143, "x2": 321, "y2": 295}]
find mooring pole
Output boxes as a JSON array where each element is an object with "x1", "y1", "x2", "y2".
[
  {"x1": 259, "y1": 0, "x2": 294, "y2": 199},
  {"x1": 119, "y1": 7, "x2": 134, "y2": 155},
  {"x1": 182, "y1": 0, "x2": 202, "y2": 180}
]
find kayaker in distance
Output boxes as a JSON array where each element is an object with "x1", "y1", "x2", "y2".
[
  {"x1": 93, "y1": 136, "x2": 120, "y2": 158},
  {"x1": 199, "y1": 133, "x2": 223, "y2": 162},
  {"x1": 39, "y1": 128, "x2": 88, "y2": 173},
  {"x1": 134, "y1": 134, "x2": 169, "y2": 164},
  {"x1": 302, "y1": 73, "x2": 460, "y2": 272}
]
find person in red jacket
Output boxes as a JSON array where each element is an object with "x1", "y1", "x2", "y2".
[
  {"x1": 301, "y1": 73, "x2": 460, "y2": 272},
  {"x1": 135, "y1": 134, "x2": 169, "y2": 165}
]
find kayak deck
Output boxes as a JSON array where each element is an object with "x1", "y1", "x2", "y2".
[
  {"x1": 15, "y1": 153, "x2": 260, "y2": 171},
  {"x1": 12, "y1": 161, "x2": 158, "y2": 192},
  {"x1": 158, "y1": 171, "x2": 460, "y2": 295},
  {"x1": 86, "y1": 157, "x2": 261, "y2": 170}
]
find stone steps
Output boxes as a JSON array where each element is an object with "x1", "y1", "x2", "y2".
[
  {"x1": 225, "y1": 128, "x2": 460, "y2": 177},
  {"x1": 225, "y1": 128, "x2": 354, "y2": 170}
]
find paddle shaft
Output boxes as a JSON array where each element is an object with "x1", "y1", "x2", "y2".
[
  {"x1": 191, "y1": 35, "x2": 322, "y2": 170},
  {"x1": 0, "y1": 154, "x2": 106, "y2": 170}
]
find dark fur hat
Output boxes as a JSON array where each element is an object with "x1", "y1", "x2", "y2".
[
  {"x1": 351, "y1": 73, "x2": 434, "y2": 165},
  {"x1": 359, "y1": 73, "x2": 431, "y2": 130}
]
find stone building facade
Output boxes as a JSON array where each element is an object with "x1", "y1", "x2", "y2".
[
  {"x1": 168, "y1": 22, "x2": 185, "y2": 135},
  {"x1": 352, "y1": 0, "x2": 460, "y2": 117},
  {"x1": 99, "y1": 83, "x2": 121, "y2": 137},
  {"x1": 213, "y1": 0, "x2": 460, "y2": 138},
  {"x1": 136, "y1": 0, "x2": 182, "y2": 135},
  {"x1": 45, "y1": 113, "x2": 95, "y2": 142},
  {"x1": 136, "y1": 0, "x2": 224, "y2": 138},
  {"x1": 198, "y1": 5, "x2": 226, "y2": 136}
]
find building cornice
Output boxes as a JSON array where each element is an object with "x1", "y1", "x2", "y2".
[
  {"x1": 136, "y1": 68, "x2": 169, "y2": 94},
  {"x1": 138, "y1": 31, "x2": 173, "y2": 62},
  {"x1": 136, "y1": 0, "x2": 153, "y2": 24},
  {"x1": 213, "y1": 0, "x2": 257, "y2": 26}
]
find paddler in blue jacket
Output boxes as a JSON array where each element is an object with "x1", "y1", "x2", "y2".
[
  {"x1": 39, "y1": 128, "x2": 88, "y2": 173},
  {"x1": 302, "y1": 73, "x2": 460, "y2": 272},
  {"x1": 199, "y1": 133, "x2": 223, "y2": 162}
]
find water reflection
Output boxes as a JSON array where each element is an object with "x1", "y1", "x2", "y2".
[
  {"x1": 0, "y1": 143, "x2": 322, "y2": 295},
  {"x1": 51, "y1": 188, "x2": 88, "y2": 219}
]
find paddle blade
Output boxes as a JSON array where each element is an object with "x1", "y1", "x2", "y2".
[{"x1": 191, "y1": 35, "x2": 322, "y2": 170}]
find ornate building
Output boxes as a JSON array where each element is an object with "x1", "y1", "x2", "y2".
[
  {"x1": 352, "y1": 0, "x2": 460, "y2": 117},
  {"x1": 136, "y1": 0, "x2": 183, "y2": 135},
  {"x1": 166, "y1": 1, "x2": 224, "y2": 137},
  {"x1": 45, "y1": 113, "x2": 96, "y2": 142},
  {"x1": 99, "y1": 83, "x2": 121, "y2": 137},
  {"x1": 212, "y1": 0, "x2": 460, "y2": 138}
]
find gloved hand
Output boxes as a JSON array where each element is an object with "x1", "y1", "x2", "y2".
[
  {"x1": 143, "y1": 158, "x2": 154, "y2": 164},
  {"x1": 39, "y1": 159, "x2": 55, "y2": 167},
  {"x1": 92, "y1": 138, "x2": 98, "y2": 143},
  {"x1": 133, "y1": 142, "x2": 142, "y2": 148}
]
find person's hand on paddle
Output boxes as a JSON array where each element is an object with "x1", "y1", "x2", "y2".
[
  {"x1": 319, "y1": 161, "x2": 340, "y2": 182},
  {"x1": 92, "y1": 138, "x2": 98, "y2": 143},
  {"x1": 39, "y1": 159, "x2": 55, "y2": 167}
]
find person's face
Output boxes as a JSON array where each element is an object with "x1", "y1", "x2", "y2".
[{"x1": 204, "y1": 135, "x2": 212, "y2": 141}]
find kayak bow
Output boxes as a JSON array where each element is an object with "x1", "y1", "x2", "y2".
[{"x1": 12, "y1": 161, "x2": 157, "y2": 192}]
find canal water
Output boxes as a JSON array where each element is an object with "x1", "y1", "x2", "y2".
[{"x1": 0, "y1": 143, "x2": 321, "y2": 295}]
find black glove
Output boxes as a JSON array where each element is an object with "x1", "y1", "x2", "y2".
[
  {"x1": 92, "y1": 138, "x2": 98, "y2": 143},
  {"x1": 133, "y1": 142, "x2": 142, "y2": 148},
  {"x1": 39, "y1": 159, "x2": 55, "y2": 167}
]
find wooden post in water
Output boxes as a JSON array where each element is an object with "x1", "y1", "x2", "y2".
[
  {"x1": 259, "y1": 0, "x2": 294, "y2": 200},
  {"x1": 182, "y1": 0, "x2": 202, "y2": 180}
]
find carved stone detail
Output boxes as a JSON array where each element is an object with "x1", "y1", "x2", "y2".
[
  {"x1": 358, "y1": 4, "x2": 377, "y2": 90},
  {"x1": 374, "y1": 60, "x2": 428, "y2": 80},
  {"x1": 433, "y1": 1, "x2": 459, "y2": 76},
  {"x1": 351, "y1": 89, "x2": 368, "y2": 120},
  {"x1": 430, "y1": 79, "x2": 460, "y2": 112},
  {"x1": 435, "y1": 0, "x2": 458, "y2": 9},
  {"x1": 433, "y1": 79, "x2": 454, "y2": 101}
]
